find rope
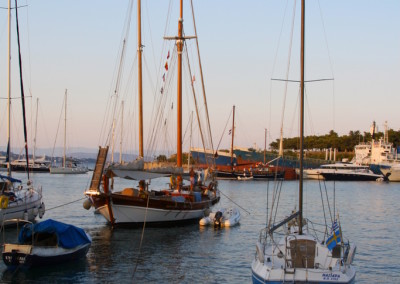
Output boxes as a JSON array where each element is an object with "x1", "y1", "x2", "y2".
[
  {"x1": 215, "y1": 110, "x2": 232, "y2": 152},
  {"x1": 132, "y1": 193, "x2": 150, "y2": 280},
  {"x1": 219, "y1": 190, "x2": 251, "y2": 215},
  {"x1": 45, "y1": 197, "x2": 86, "y2": 212}
]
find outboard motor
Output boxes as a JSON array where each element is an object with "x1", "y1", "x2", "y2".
[{"x1": 213, "y1": 211, "x2": 223, "y2": 228}]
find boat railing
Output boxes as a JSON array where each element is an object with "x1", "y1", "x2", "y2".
[{"x1": 1, "y1": 218, "x2": 34, "y2": 245}]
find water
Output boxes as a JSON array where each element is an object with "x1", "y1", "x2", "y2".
[{"x1": 1, "y1": 173, "x2": 399, "y2": 283}]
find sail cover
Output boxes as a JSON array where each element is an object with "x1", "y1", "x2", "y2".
[
  {"x1": 0, "y1": 174, "x2": 21, "y2": 183},
  {"x1": 108, "y1": 169, "x2": 170, "y2": 180},
  {"x1": 18, "y1": 219, "x2": 91, "y2": 249}
]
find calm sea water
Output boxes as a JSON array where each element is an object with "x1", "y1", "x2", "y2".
[{"x1": 1, "y1": 172, "x2": 399, "y2": 283}]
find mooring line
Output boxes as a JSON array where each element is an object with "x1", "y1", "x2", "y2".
[
  {"x1": 219, "y1": 190, "x2": 251, "y2": 215},
  {"x1": 46, "y1": 197, "x2": 86, "y2": 211}
]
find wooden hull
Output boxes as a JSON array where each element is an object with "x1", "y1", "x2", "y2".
[{"x1": 86, "y1": 189, "x2": 220, "y2": 226}]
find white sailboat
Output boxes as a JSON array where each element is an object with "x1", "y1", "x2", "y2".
[
  {"x1": 1, "y1": 2, "x2": 45, "y2": 224},
  {"x1": 84, "y1": 0, "x2": 219, "y2": 226},
  {"x1": 251, "y1": 2, "x2": 356, "y2": 283},
  {"x1": 49, "y1": 90, "x2": 88, "y2": 174}
]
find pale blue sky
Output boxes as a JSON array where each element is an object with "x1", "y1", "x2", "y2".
[{"x1": 1, "y1": 0, "x2": 399, "y2": 156}]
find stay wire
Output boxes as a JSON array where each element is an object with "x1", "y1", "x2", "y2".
[
  {"x1": 219, "y1": 190, "x2": 251, "y2": 215},
  {"x1": 132, "y1": 192, "x2": 150, "y2": 280}
]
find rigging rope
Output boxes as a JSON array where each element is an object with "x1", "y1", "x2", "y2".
[
  {"x1": 215, "y1": 110, "x2": 232, "y2": 152},
  {"x1": 219, "y1": 190, "x2": 251, "y2": 215},
  {"x1": 45, "y1": 197, "x2": 86, "y2": 212},
  {"x1": 132, "y1": 193, "x2": 150, "y2": 280}
]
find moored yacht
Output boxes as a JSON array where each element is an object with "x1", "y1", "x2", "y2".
[{"x1": 319, "y1": 162, "x2": 383, "y2": 181}]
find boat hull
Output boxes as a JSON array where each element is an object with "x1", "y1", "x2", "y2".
[
  {"x1": 10, "y1": 165, "x2": 49, "y2": 173},
  {"x1": 86, "y1": 189, "x2": 220, "y2": 226},
  {"x1": 49, "y1": 167, "x2": 88, "y2": 174},
  {"x1": 321, "y1": 172, "x2": 382, "y2": 181},
  {"x1": 2, "y1": 243, "x2": 90, "y2": 270},
  {"x1": 0, "y1": 192, "x2": 44, "y2": 223},
  {"x1": 251, "y1": 265, "x2": 356, "y2": 284},
  {"x1": 381, "y1": 168, "x2": 400, "y2": 181},
  {"x1": 199, "y1": 207, "x2": 240, "y2": 227}
]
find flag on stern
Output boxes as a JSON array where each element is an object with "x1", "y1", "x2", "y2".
[{"x1": 326, "y1": 220, "x2": 342, "y2": 251}]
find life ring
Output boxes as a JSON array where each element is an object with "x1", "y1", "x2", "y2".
[{"x1": 0, "y1": 196, "x2": 9, "y2": 209}]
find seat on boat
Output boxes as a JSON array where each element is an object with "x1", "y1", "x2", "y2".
[{"x1": 289, "y1": 239, "x2": 316, "y2": 268}]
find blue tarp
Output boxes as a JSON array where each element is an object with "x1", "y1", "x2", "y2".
[
  {"x1": 0, "y1": 174, "x2": 21, "y2": 183},
  {"x1": 18, "y1": 219, "x2": 91, "y2": 249}
]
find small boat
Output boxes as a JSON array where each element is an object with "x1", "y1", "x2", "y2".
[
  {"x1": 237, "y1": 175, "x2": 253, "y2": 181},
  {"x1": 2, "y1": 219, "x2": 91, "y2": 270},
  {"x1": 319, "y1": 162, "x2": 383, "y2": 181},
  {"x1": 199, "y1": 207, "x2": 240, "y2": 227}
]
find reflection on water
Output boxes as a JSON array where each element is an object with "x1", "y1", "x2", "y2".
[{"x1": 0, "y1": 173, "x2": 399, "y2": 283}]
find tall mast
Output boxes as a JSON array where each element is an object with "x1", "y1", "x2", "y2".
[
  {"x1": 299, "y1": 0, "x2": 305, "y2": 235},
  {"x1": 264, "y1": 128, "x2": 267, "y2": 164},
  {"x1": 230, "y1": 105, "x2": 235, "y2": 168},
  {"x1": 176, "y1": 0, "x2": 183, "y2": 168},
  {"x1": 188, "y1": 111, "x2": 193, "y2": 169},
  {"x1": 6, "y1": 0, "x2": 11, "y2": 176},
  {"x1": 137, "y1": 0, "x2": 144, "y2": 158},
  {"x1": 120, "y1": 100, "x2": 124, "y2": 164},
  {"x1": 63, "y1": 90, "x2": 67, "y2": 168},
  {"x1": 33, "y1": 98, "x2": 39, "y2": 161},
  {"x1": 15, "y1": 0, "x2": 30, "y2": 179}
]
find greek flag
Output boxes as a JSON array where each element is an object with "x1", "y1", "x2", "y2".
[{"x1": 326, "y1": 220, "x2": 341, "y2": 251}]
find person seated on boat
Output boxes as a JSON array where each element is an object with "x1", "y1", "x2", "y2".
[
  {"x1": 138, "y1": 180, "x2": 147, "y2": 198},
  {"x1": 189, "y1": 167, "x2": 195, "y2": 191},
  {"x1": 170, "y1": 174, "x2": 177, "y2": 189}
]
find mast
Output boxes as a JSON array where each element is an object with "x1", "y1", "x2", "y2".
[
  {"x1": 15, "y1": 0, "x2": 30, "y2": 179},
  {"x1": 264, "y1": 128, "x2": 267, "y2": 164},
  {"x1": 6, "y1": 0, "x2": 11, "y2": 176},
  {"x1": 230, "y1": 105, "x2": 235, "y2": 168},
  {"x1": 120, "y1": 101, "x2": 124, "y2": 164},
  {"x1": 188, "y1": 111, "x2": 193, "y2": 169},
  {"x1": 176, "y1": 0, "x2": 183, "y2": 168},
  {"x1": 299, "y1": 0, "x2": 305, "y2": 235},
  {"x1": 137, "y1": 0, "x2": 144, "y2": 158},
  {"x1": 33, "y1": 98, "x2": 39, "y2": 162},
  {"x1": 63, "y1": 90, "x2": 67, "y2": 168}
]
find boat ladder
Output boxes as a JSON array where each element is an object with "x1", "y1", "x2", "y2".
[{"x1": 89, "y1": 146, "x2": 109, "y2": 191}]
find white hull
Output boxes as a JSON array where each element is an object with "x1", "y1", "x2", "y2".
[
  {"x1": 0, "y1": 190, "x2": 44, "y2": 223},
  {"x1": 303, "y1": 168, "x2": 324, "y2": 180},
  {"x1": 252, "y1": 234, "x2": 356, "y2": 283},
  {"x1": 50, "y1": 166, "x2": 88, "y2": 174},
  {"x1": 97, "y1": 204, "x2": 206, "y2": 224},
  {"x1": 199, "y1": 207, "x2": 240, "y2": 227},
  {"x1": 381, "y1": 167, "x2": 400, "y2": 181},
  {"x1": 237, "y1": 176, "x2": 253, "y2": 181}
]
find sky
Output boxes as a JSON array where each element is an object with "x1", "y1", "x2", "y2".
[{"x1": 0, "y1": 0, "x2": 399, "y2": 157}]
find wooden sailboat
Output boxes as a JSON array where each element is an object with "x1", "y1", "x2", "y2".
[
  {"x1": 84, "y1": 0, "x2": 219, "y2": 226},
  {"x1": 49, "y1": 90, "x2": 88, "y2": 174},
  {"x1": 251, "y1": 2, "x2": 356, "y2": 283},
  {"x1": 0, "y1": 1, "x2": 45, "y2": 224}
]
